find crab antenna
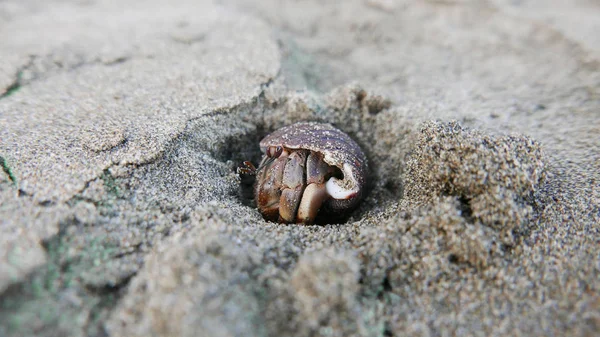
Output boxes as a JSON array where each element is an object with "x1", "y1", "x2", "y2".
[{"x1": 255, "y1": 156, "x2": 276, "y2": 173}]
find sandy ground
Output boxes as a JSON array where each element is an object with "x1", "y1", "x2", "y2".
[{"x1": 0, "y1": 0, "x2": 598, "y2": 336}]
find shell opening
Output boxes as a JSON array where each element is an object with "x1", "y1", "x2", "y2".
[
  {"x1": 325, "y1": 178, "x2": 356, "y2": 199},
  {"x1": 325, "y1": 163, "x2": 359, "y2": 200}
]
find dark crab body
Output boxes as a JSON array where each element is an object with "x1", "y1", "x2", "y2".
[{"x1": 242, "y1": 122, "x2": 367, "y2": 225}]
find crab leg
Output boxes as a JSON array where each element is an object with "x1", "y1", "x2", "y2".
[
  {"x1": 296, "y1": 151, "x2": 332, "y2": 224},
  {"x1": 255, "y1": 151, "x2": 288, "y2": 221},
  {"x1": 279, "y1": 150, "x2": 308, "y2": 223},
  {"x1": 297, "y1": 183, "x2": 328, "y2": 224}
]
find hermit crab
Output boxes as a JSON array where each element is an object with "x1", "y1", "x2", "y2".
[{"x1": 238, "y1": 122, "x2": 367, "y2": 225}]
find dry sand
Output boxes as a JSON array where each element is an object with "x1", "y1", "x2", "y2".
[{"x1": 0, "y1": 0, "x2": 598, "y2": 336}]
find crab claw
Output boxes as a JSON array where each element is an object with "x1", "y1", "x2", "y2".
[
  {"x1": 297, "y1": 183, "x2": 328, "y2": 224},
  {"x1": 279, "y1": 150, "x2": 307, "y2": 223},
  {"x1": 255, "y1": 151, "x2": 288, "y2": 221},
  {"x1": 237, "y1": 161, "x2": 257, "y2": 175},
  {"x1": 295, "y1": 152, "x2": 332, "y2": 224}
]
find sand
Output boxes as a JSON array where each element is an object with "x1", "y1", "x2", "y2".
[{"x1": 0, "y1": 0, "x2": 598, "y2": 336}]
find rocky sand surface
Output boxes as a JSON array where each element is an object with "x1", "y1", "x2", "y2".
[{"x1": 1, "y1": 0, "x2": 598, "y2": 336}]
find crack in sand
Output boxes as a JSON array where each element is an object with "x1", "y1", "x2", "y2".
[
  {"x1": 0, "y1": 56, "x2": 35, "y2": 99},
  {"x1": 60, "y1": 74, "x2": 276, "y2": 207},
  {"x1": 0, "y1": 155, "x2": 17, "y2": 185},
  {"x1": 0, "y1": 55, "x2": 140, "y2": 100}
]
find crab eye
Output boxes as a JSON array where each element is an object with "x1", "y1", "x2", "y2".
[{"x1": 267, "y1": 146, "x2": 283, "y2": 158}]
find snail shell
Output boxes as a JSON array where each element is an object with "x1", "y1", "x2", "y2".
[{"x1": 255, "y1": 122, "x2": 367, "y2": 224}]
